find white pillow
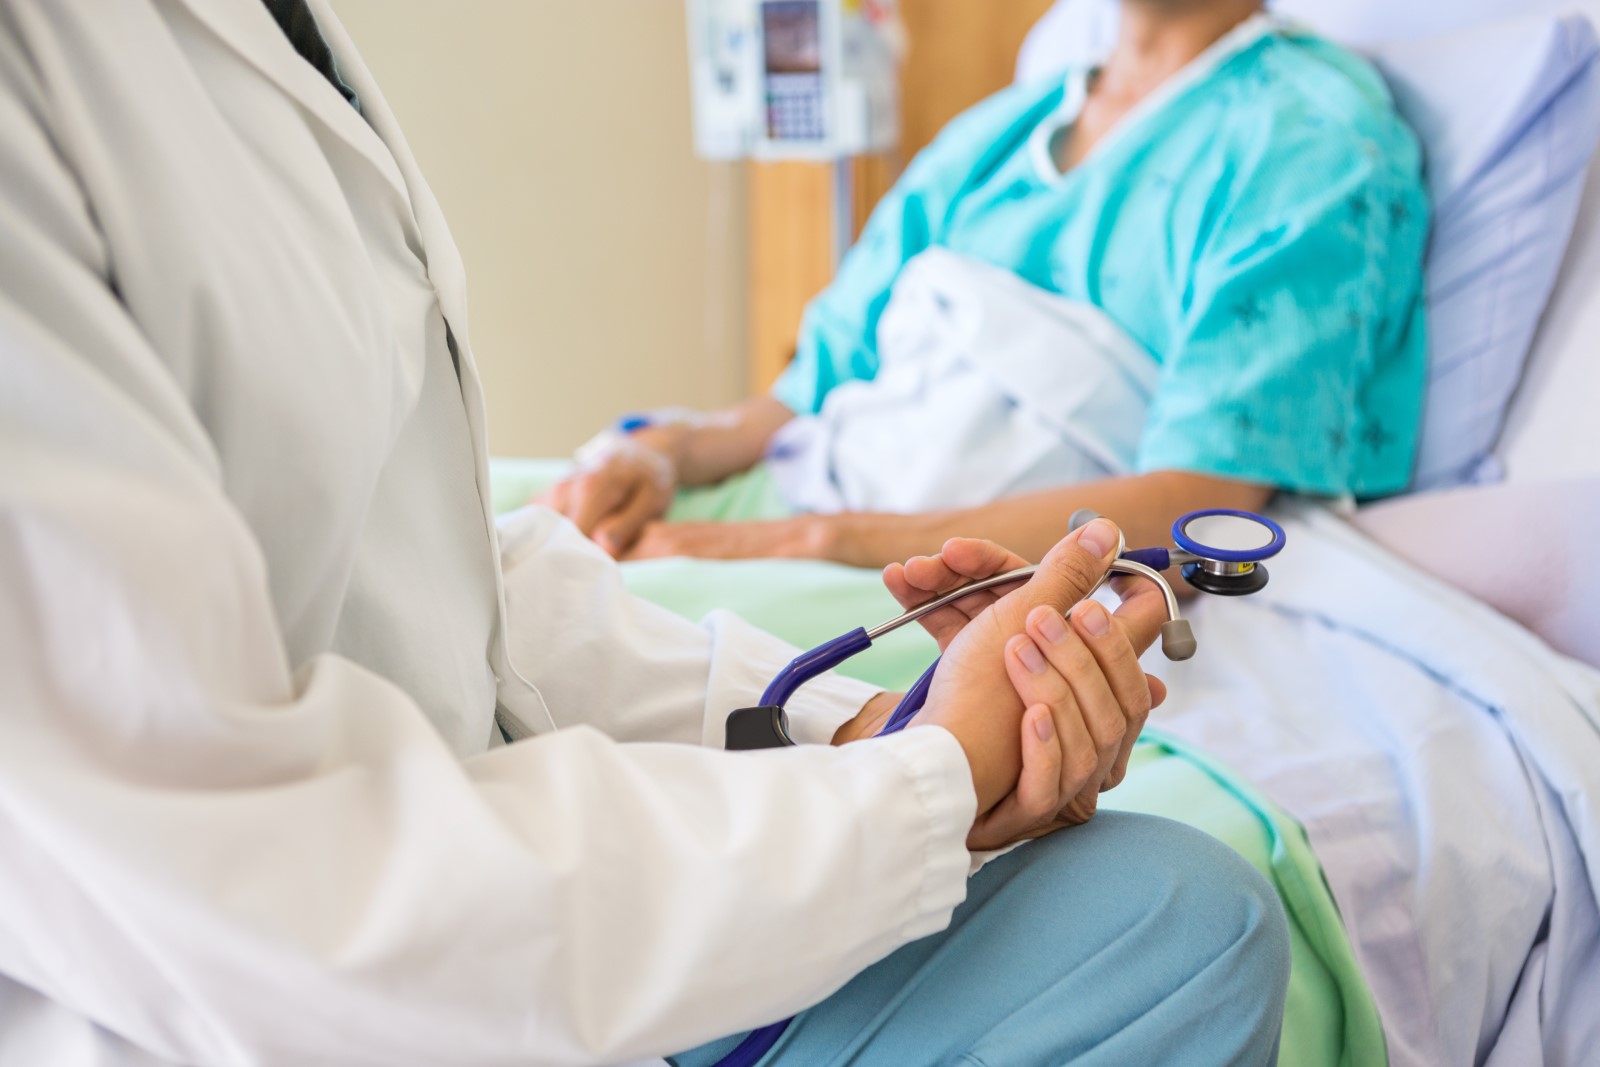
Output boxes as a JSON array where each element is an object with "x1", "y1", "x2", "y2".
[
  {"x1": 1371, "y1": 17, "x2": 1600, "y2": 489},
  {"x1": 1496, "y1": 86, "x2": 1600, "y2": 484},
  {"x1": 1353, "y1": 478, "x2": 1600, "y2": 668},
  {"x1": 1017, "y1": 6, "x2": 1600, "y2": 493}
]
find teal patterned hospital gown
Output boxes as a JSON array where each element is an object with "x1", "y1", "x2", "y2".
[{"x1": 772, "y1": 16, "x2": 1430, "y2": 499}]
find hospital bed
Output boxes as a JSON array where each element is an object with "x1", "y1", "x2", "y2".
[{"x1": 492, "y1": 2, "x2": 1600, "y2": 1063}]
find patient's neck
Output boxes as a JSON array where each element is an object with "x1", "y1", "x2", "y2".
[{"x1": 1099, "y1": 0, "x2": 1262, "y2": 101}]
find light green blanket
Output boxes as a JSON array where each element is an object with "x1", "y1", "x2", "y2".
[{"x1": 494, "y1": 459, "x2": 1385, "y2": 1067}]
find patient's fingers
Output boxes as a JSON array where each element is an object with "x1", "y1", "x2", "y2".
[
  {"x1": 567, "y1": 470, "x2": 629, "y2": 537},
  {"x1": 1067, "y1": 599, "x2": 1153, "y2": 790},
  {"x1": 592, "y1": 484, "x2": 658, "y2": 558},
  {"x1": 537, "y1": 478, "x2": 571, "y2": 514}
]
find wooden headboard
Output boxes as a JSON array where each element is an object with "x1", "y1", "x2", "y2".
[{"x1": 746, "y1": 0, "x2": 1056, "y2": 392}]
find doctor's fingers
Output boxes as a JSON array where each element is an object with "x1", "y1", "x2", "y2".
[
  {"x1": 1014, "y1": 519, "x2": 1123, "y2": 624},
  {"x1": 929, "y1": 537, "x2": 1032, "y2": 586},
  {"x1": 1106, "y1": 571, "x2": 1174, "y2": 658},
  {"x1": 881, "y1": 562, "x2": 986, "y2": 649},
  {"x1": 896, "y1": 537, "x2": 1030, "y2": 598},
  {"x1": 883, "y1": 539, "x2": 1032, "y2": 644},
  {"x1": 1067, "y1": 599, "x2": 1158, "y2": 790},
  {"x1": 1004, "y1": 632, "x2": 1105, "y2": 806},
  {"x1": 887, "y1": 539, "x2": 1028, "y2": 608},
  {"x1": 967, "y1": 705, "x2": 1074, "y2": 851},
  {"x1": 1021, "y1": 604, "x2": 1133, "y2": 793}
]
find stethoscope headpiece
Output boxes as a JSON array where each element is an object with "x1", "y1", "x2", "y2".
[{"x1": 1171, "y1": 508, "x2": 1286, "y2": 596}]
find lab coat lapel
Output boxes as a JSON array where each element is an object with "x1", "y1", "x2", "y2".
[
  {"x1": 309, "y1": 1, "x2": 473, "y2": 361},
  {"x1": 312, "y1": 1, "x2": 531, "y2": 704},
  {"x1": 162, "y1": 0, "x2": 411, "y2": 204}
]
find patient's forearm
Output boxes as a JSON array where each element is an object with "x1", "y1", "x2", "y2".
[
  {"x1": 635, "y1": 395, "x2": 794, "y2": 488},
  {"x1": 826, "y1": 471, "x2": 1274, "y2": 569}
]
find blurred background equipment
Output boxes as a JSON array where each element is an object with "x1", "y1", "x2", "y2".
[
  {"x1": 687, "y1": 0, "x2": 902, "y2": 162},
  {"x1": 333, "y1": 0, "x2": 1051, "y2": 456},
  {"x1": 744, "y1": 0, "x2": 1054, "y2": 392}
]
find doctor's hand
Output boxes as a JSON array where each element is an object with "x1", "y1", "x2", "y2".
[
  {"x1": 537, "y1": 436, "x2": 678, "y2": 558},
  {"x1": 882, "y1": 538, "x2": 1034, "y2": 652},
  {"x1": 905, "y1": 521, "x2": 1169, "y2": 850}
]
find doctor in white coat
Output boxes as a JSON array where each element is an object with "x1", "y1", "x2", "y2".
[{"x1": 0, "y1": 2, "x2": 1290, "y2": 1065}]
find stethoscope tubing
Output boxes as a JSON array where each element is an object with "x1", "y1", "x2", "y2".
[
  {"x1": 865, "y1": 556, "x2": 1178, "y2": 644},
  {"x1": 870, "y1": 557, "x2": 1178, "y2": 738}
]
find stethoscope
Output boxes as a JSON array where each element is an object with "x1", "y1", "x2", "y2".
[
  {"x1": 726, "y1": 506, "x2": 1287, "y2": 751},
  {"x1": 708, "y1": 508, "x2": 1286, "y2": 1067}
]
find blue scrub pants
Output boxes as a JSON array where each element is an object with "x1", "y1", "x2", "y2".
[{"x1": 671, "y1": 813, "x2": 1291, "y2": 1067}]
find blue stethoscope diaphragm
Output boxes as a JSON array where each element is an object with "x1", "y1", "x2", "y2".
[
  {"x1": 1169, "y1": 508, "x2": 1284, "y2": 597},
  {"x1": 1171, "y1": 508, "x2": 1286, "y2": 564}
]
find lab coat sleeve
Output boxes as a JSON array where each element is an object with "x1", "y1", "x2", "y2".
[
  {"x1": 0, "y1": 57, "x2": 975, "y2": 1067},
  {"x1": 494, "y1": 504, "x2": 884, "y2": 748}
]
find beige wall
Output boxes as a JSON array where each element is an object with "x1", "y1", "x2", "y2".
[{"x1": 332, "y1": 0, "x2": 748, "y2": 456}]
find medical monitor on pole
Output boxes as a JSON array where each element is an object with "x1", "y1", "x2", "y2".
[{"x1": 687, "y1": 0, "x2": 901, "y2": 162}]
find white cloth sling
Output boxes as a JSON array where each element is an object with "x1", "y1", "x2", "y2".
[{"x1": 766, "y1": 248, "x2": 1159, "y2": 514}]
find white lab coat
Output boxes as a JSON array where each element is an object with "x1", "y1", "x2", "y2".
[{"x1": 0, "y1": 3, "x2": 976, "y2": 1065}]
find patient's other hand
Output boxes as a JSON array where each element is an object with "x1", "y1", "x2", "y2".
[
  {"x1": 625, "y1": 515, "x2": 833, "y2": 561},
  {"x1": 538, "y1": 438, "x2": 677, "y2": 557}
]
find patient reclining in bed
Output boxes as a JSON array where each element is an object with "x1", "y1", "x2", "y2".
[{"x1": 540, "y1": 0, "x2": 1431, "y2": 568}]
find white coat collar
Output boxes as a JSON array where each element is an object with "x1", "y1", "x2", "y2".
[
  {"x1": 165, "y1": 0, "x2": 484, "y2": 448},
  {"x1": 162, "y1": 0, "x2": 412, "y2": 204}
]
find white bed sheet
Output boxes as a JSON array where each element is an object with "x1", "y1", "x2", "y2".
[{"x1": 1150, "y1": 503, "x2": 1600, "y2": 1067}]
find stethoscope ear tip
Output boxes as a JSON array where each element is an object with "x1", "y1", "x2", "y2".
[{"x1": 1160, "y1": 619, "x2": 1197, "y2": 661}]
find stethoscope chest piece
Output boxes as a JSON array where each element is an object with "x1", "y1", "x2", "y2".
[{"x1": 1171, "y1": 509, "x2": 1285, "y2": 597}]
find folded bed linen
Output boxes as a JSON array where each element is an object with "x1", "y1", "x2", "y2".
[{"x1": 1158, "y1": 502, "x2": 1600, "y2": 1067}]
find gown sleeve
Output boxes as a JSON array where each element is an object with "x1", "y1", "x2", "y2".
[
  {"x1": 1135, "y1": 115, "x2": 1431, "y2": 498},
  {"x1": 0, "y1": 37, "x2": 975, "y2": 1067}
]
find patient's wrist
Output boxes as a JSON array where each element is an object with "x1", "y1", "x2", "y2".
[
  {"x1": 631, "y1": 423, "x2": 690, "y2": 469},
  {"x1": 825, "y1": 511, "x2": 952, "y2": 570}
]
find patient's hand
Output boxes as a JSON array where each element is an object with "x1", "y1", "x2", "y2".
[
  {"x1": 538, "y1": 437, "x2": 678, "y2": 557},
  {"x1": 905, "y1": 521, "x2": 1169, "y2": 850}
]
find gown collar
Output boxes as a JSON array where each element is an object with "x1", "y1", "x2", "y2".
[{"x1": 1030, "y1": 12, "x2": 1282, "y2": 184}]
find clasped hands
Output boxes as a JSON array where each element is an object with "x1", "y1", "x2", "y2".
[
  {"x1": 834, "y1": 519, "x2": 1169, "y2": 852},
  {"x1": 542, "y1": 438, "x2": 1170, "y2": 851}
]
